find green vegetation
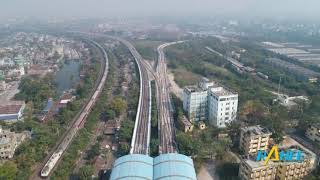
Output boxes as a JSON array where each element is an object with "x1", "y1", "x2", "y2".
[
  {"x1": 171, "y1": 94, "x2": 232, "y2": 171},
  {"x1": 110, "y1": 97, "x2": 127, "y2": 116},
  {"x1": 15, "y1": 75, "x2": 57, "y2": 110},
  {"x1": 0, "y1": 161, "x2": 18, "y2": 180},
  {"x1": 51, "y1": 43, "x2": 115, "y2": 179},
  {"x1": 150, "y1": 81, "x2": 159, "y2": 156},
  {"x1": 0, "y1": 41, "x2": 103, "y2": 179},
  {"x1": 132, "y1": 40, "x2": 163, "y2": 61},
  {"x1": 216, "y1": 163, "x2": 239, "y2": 180},
  {"x1": 164, "y1": 37, "x2": 320, "y2": 177},
  {"x1": 79, "y1": 165, "x2": 94, "y2": 180},
  {"x1": 166, "y1": 37, "x2": 320, "y2": 137}
]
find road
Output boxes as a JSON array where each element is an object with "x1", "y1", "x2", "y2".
[
  {"x1": 31, "y1": 39, "x2": 109, "y2": 179},
  {"x1": 156, "y1": 41, "x2": 184, "y2": 154}
]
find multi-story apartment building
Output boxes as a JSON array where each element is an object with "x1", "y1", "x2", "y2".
[
  {"x1": 305, "y1": 124, "x2": 320, "y2": 142},
  {"x1": 208, "y1": 86, "x2": 238, "y2": 128},
  {"x1": 183, "y1": 85, "x2": 208, "y2": 122},
  {"x1": 239, "y1": 158, "x2": 278, "y2": 180},
  {"x1": 239, "y1": 135, "x2": 317, "y2": 180},
  {"x1": 276, "y1": 157, "x2": 315, "y2": 180},
  {"x1": 183, "y1": 77, "x2": 238, "y2": 128},
  {"x1": 0, "y1": 126, "x2": 28, "y2": 159},
  {"x1": 240, "y1": 126, "x2": 272, "y2": 155}
]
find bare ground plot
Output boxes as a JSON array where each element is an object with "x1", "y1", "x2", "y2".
[
  {"x1": 197, "y1": 160, "x2": 220, "y2": 180},
  {"x1": 171, "y1": 68, "x2": 201, "y2": 87},
  {"x1": 132, "y1": 40, "x2": 164, "y2": 61},
  {"x1": 167, "y1": 70, "x2": 183, "y2": 99}
]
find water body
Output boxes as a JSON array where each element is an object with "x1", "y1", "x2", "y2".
[{"x1": 55, "y1": 60, "x2": 81, "y2": 95}]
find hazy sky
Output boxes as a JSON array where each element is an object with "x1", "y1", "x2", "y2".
[{"x1": 1, "y1": 0, "x2": 319, "y2": 20}]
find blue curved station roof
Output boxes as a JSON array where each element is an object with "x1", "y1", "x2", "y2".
[
  {"x1": 110, "y1": 153, "x2": 197, "y2": 180},
  {"x1": 110, "y1": 154, "x2": 153, "y2": 180},
  {"x1": 153, "y1": 154, "x2": 196, "y2": 180}
]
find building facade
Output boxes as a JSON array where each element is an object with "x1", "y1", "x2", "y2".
[
  {"x1": 305, "y1": 124, "x2": 320, "y2": 142},
  {"x1": 240, "y1": 126, "x2": 272, "y2": 155},
  {"x1": 182, "y1": 78, "x2": 238, "y2": 128},
  {"x1": 239, "y1": 135, "x2": 317, "y2": 180},
  {"x1": 208, "y1": 86, "x2": 238, "y2": 128},
  {"x1": 183, "y1": 86, "x2": 208, "y2": 122},
  {"x1": 276, "y1": 159, "x2": 315, "y2": 180},
  {"x1": 0, "y1": 126, "x2": 26, "y2": 159},
  {"x1": 239, "y1": 159, "x2": 277, "y2": 180}
]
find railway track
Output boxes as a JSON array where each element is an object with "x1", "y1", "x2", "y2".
[
  {"x1": 68, "y1": 32, "x2": 152, "y2": 155},
  {"x1": 36, "y1": 39, "x2": 109, "y2": 178},
  {"x1": 156, "y1": 42, "x2": 184, "y2": 154},
  {"x1": 119, "y1": 39, "x2": 151, "y2": 155}
]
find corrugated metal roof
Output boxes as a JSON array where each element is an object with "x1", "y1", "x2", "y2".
[
  {"x1": 110, "y1": 154, "x2": 153, "y2": 180},
  {"x1": 43, "y1": 98, "x2": 53, "y2": 112},
  {"x1": 153, "y1": 154, "x2": 196, "y2": 180},
  {"x1": 110, "y1": 154, "x2": 197, "y2": 180},
  {"x1": 0, "y1": 114, "x2": 19, "y2": 121}
]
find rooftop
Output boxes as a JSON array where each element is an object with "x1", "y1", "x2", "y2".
[
  {"x1": 209, "y1": 86, "x2": 237, "y2": 97},
  {"x1": 241, "y1": 125, "x2": 272, "y2": 136},
  {"x1": 181, "y1": 116, "x2": 192, "y2": 127},
  {"x1": 110, "y1": 153, "x2": 197, "y2": 180},
  {"x1": 243, "y1": 136, "x2": 317, "y2": 169},
  {"x1": 310, "y1": 123, "x2": 320, "y2": 129},
  {"x1": 184, "y1": 85, "x2": 206, "y2": 93},
  {"x1": 0, "y1": 104, "x2": 23, "y2": 114}
]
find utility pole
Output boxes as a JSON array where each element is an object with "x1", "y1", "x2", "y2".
[{"x1": 277, "y1": 76, "x2": 282, "y2": 97}]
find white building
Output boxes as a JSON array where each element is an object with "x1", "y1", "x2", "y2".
[
  {"x1": 183, "y1": 78, "x2": 238, "y2": 128},
  {"x1": 183, "y1": 85, "x2": 208, "y2": 122},
  {"x1": 208, "y1": 86, "x2": 238, "y2": 128}
]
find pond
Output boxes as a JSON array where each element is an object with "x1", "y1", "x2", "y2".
[{"x1": 55, "y1": 60, "x2": 81, "y2": 95}]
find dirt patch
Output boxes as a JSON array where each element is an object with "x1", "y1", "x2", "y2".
[
  {"x1": 197, "y1": 160, "x2": 220, "y2": 180},
  {"x1": 168, "y1": 71, "x2": 183, "y2": 99},
  {"x1": 171, "y1": 68, "x2": 201, "y2": 87}
]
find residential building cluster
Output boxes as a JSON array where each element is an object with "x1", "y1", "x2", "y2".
[
  {"x1": 0, "y1": 126, "x2": 29, "y2": 160},
  {"x1": 0, "y1": 32, "x2": 86, "y2": 84},
  {"x1": 183, "y1": 77, "x2": 238, "y2": 128},
  {"x1": 239, "y1": 125, "x2": 317, "y2": 180},
  {"x1": 0, "y1": 32, "x2": 88, "y2": 122}
]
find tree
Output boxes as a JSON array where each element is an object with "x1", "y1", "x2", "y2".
[
  {"x1": 176, "y1": 131, "x2": 197, "y2": 156},
  {"x1": 118, "y1": 120, "x2": 134, "y2": 142},
  {"x1": 86, "y1": 143, "x2": 100, "y2": 160},
  {"x1": 118, "y1": 143, "x2": 130, "y2": 156},
  {"x1": 106, "y1": 109, "x2": 116, "y2": 120},
  {"x1": 0, "y1": 161, "x2": 18, "y2": 180},
  {"x1": 79, "y1": 165, "x2": 94, "y2": 180},
  {"x1": 110, "y1": 97, "x2": 127, "y2": 116}
]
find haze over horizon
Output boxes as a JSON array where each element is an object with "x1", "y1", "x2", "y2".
[{"x1": 1, "y1": 0, "x2": 320, "y2": 21}]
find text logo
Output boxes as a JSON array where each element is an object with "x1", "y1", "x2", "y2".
[{"x1": 256, "y1": 146, "x2": 304, "y2": 165}]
